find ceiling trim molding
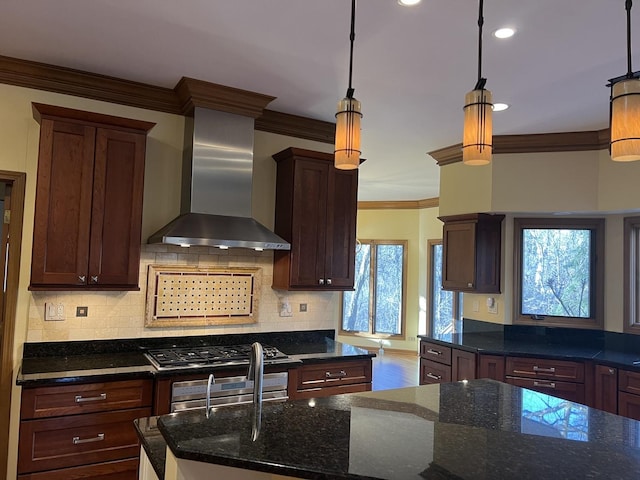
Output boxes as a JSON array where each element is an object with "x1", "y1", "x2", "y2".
[
  {"x1": 358, "y1": 198, "x2": 439, "y2": 210},
  {"x1": 429, "y1": 129, "x2": 611, "y2": 166},
  {"x1": 0, "y1": 54, "x2": 180, "y2": 114},
  {"x1": 0, "y1": 54, "x2": 335, "y2": 142},
  {"x1": 174, "y1": 77, "x2": 275, "y2": 118},
  {"x1": 256, "y1": 109, "x2": 335, "y2": 144}
]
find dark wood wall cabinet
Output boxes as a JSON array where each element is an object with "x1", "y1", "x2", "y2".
[
  {"x1": 30, "y1": 103, "x2": 155, "y2": 291},
  {"x1": 272, "y1": 148, "x2": 359, "y2": 291},
  {"x1": 419, "y1": 340, "x2": 476, "y2": 385},
  {"x1": 438, "y1": 213, "x2": 504, "y2": 293},
  {"x1": 18, "y1": 379, "x2": 153, "y2": 479}
]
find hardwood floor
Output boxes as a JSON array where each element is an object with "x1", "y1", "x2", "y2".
[{"x1": 371, "y1": 349, "x2": 420, "y2": 391}]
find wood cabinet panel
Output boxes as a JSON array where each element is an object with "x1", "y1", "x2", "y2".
[
  {"x1": 292, "y1": 383, "x2": 370, "y2": 400},
  {"x1": 30, "y1": 103, "x2": 154, "y2": 290},
  {"x1": 439, "y1": 213, "x2": 504, "y2": 293},
  {"x1": 593, "y1": 364, "x2": 617, "y2": 414},
  {"x1": 478, "y1": 355, "x2": 505, "y2": 381},
  {"x1": 505, "y1": 376, "x2": 586, "y2": 404},
  {"x1": 18, "y1": 408, "x2": 150, "y2": 474},
  {"x1": 505, "y1": 356, "x2": 585, "y2": 382},
  {"x1": 619, "y1": 391, "x2": 640, "y2": 421},
  {"x1": 272, "y1": 148, "x2": 358, "y2": 291},
  {"x1": 21, "y1": 379, "x2": 153, "y2": 419},
  {"x1": 452, "y1": 349, "x2": 477, "y2": 381},
  {"x1": 17, "y1": 458, "x2": 138, "y2": 480},
  {"x1": 420, "y1": 358, "x2": 452, "y2": 385}
]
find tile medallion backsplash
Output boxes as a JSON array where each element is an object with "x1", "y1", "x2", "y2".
[{"x1": 27, "y1": 244, "x2": 338, "y2": 342}]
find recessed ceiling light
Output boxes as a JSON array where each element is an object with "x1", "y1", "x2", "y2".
[
  {"x1": 492, "y1": 103, "x2": 509, "y2": 112},
  {"x1": 398, "y1": 0, "x2": 421, "y2": 6},
  {"x1": 494, "y1": 27, "x2": 515, "y2": 39}
]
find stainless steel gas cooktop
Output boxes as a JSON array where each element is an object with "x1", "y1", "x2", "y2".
[{"x1": 144, "y1": 344, "x2": 288, "y2": 370}]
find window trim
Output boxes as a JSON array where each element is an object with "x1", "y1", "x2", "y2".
[
  {"x1": 513, "y1": 217, "x2": 604, "y2": 329},
  {"x1": 340, "y1": 239, "x2": 408, "y2": 340},
  {"x1": 624, "y1": 216, "x2": 640, "y2": 334},
  {"x1": 427, "y1": 239, "x2": 462, "y2": 335}
]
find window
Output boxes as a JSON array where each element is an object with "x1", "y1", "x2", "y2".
[
  {"x1": 513, "y1": 218, "x2": 604, "y2": 329},
  {"x1": 428, "y1": 240, "x2": 462, "y2": 335},
  {"x1": 341, "y1": 240, "x2": 407, "y2": 338},
  {"x1": 624, "y1": 216, "x2": 640, "y2": 334}
]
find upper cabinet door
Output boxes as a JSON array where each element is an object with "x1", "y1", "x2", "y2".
[
  {"x1": 30, "y1": 103, "x2": 155, "y2": 291},
  {"x1": 272, "y1": 148, "x2": 360, "y2": 291},
  {"x1": 30, "y1": 119, "x2": 96, "y2": 286},
  {"x1": 439, "y1": 213, "x2": 504, "y2": 293},
  {"x1": 88, "y1": 128, "x2": 146, "y2": 287}
]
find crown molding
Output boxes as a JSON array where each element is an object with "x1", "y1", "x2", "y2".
[
  {"x1": 0, "y1": 54, "x2": 335, "y2": 143},
  {"x1": 429, "y1": 129, "x2": 611, "y2": 166},
  {"x1": 358, "y1": 197, "x2": 439, "y2": 210}
]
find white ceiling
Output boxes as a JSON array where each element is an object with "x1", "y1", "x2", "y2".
[{"x1": 0, "y1": 0, "x2": 633, "y2": 201}]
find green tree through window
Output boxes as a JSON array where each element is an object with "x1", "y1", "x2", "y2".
[{"x1": 342, "y1": 240, "x2": 406, "y2": 337}]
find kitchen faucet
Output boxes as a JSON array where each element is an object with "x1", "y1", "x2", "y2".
[{"x1": 247, "y1": 342, "x2": 264, "y2": 406}]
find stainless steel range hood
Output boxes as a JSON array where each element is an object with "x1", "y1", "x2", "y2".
[{"x1": 148, "y1": 107, "x2": 290, "y2": 250}]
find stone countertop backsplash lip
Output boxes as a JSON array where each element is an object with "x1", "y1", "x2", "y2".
[
  {"x1": 420, "y1": 318, "x2": 640, "y2": 371},
  {"x1": 16, "y1": 330, "x2": 375, "y2": 386}
]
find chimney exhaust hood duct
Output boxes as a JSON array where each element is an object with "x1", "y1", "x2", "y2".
[{"x1": 148, "y1": 107, "x2": 290, "y2": 250}]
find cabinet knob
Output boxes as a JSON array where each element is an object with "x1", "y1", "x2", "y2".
[
  {"x1": 467, "y1": 282, "x2": 473, "y2": 288},
  {"x1": 609, "y1": 368, "x2": 615, "y2": 375},
  {"x1": 78, "y1": 275, "x2": 86, "y2": 283},
  {"x1": 91, "y1": 275, "x2": 99, "y2": 283},
  {"x1": 319, "y1": 279, "x2": 325, "y2": 285},
  {"x1": 326, "y1": 278, "x2": 332, "y2": 285}
]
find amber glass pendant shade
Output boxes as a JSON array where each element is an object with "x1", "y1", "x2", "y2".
[
  {"x1": 463, "y1": 88, "x2": 493, "y2": 166},
  {"x1": 611, "y1": 78, "x2": 640, "y2": 161},
  {"x1": 335, "y1": 96, "x2": 362, "y2": 170}
]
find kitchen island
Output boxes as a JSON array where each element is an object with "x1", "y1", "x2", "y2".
[{"x1": 139, "y1": 379, "x2": 640, "y2": 479}]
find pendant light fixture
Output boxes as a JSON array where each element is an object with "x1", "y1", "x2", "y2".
[
  {"x1": 462, "y1": 0, "x2": 493, "y2": 166},
  {"x1": 610, "y1": 0, "x2": 640, "y2": 162},
  {"x1": 335, "y1": 0, "x2": 362, "y2": 170}
]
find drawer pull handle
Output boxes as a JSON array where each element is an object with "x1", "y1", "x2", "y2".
[
  {"x1": 426, "y1": 349, "x2": 442, "y2": 356},
  {"x1": 75, "y1": 393, "x2": 107, "y2": 403},
  {"x1": 426, "y1": 373, "x2": 442, "y2": 380},
  {"x1": 533, "y1": 380, "x2": 556, "y2": 389},
  {"x1": 73, "y1": 433, "x2": 105, "y2": 445},
  {"x1": 326, "y1": 370, "x2": 347, "y2": 379},
  {"x1": 532, "y1": 366, "x2": 555, "y2": 374}
]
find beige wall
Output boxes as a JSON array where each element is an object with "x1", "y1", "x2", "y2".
[
  {"x1": 0, "y1": 84, "x2": 340, "y2": 479},
  {"x1": 337, "y1": 206, "x2": 442, "y2": 352},
  {"x1": 439, "y1": 149, "x2": 640, "y2": 333}
]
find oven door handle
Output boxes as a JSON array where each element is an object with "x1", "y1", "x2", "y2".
[{"x1": 206, "y1": 373, "x2": 215, "y2": 418}]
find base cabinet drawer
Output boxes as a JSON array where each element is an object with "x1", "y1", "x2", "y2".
[
  {"x1": 289, "y1": 359, "x2": 373, "y2": 400},
  {"x1": 21, "y1": 379, "x2": 153, "y2": 419},
  {"x1": 420, "y1": 358, "x2": 452, "y2": 385},
  {"x1": 505, "y1": 376, "x2": 586, "y2": 404},
  {"x1": 17, "y1": 458, "x2": 138, "y2": 480},
  {"x1": 619, "y1": 391, "x2": 640, "y2": 421},
  {"x1": 420, "y1": 341, "x2": 452, "y2": 366},
  {"x1": 18, "y1": 407, "x2": 150, "y2": 474},
  {"x1": 506, "y1": 357, "x2": 584, "y2": 382}
]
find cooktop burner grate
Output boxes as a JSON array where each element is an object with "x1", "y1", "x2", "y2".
[{"x1": 145, "y1": 344, "x2": 288, "y2": 369}]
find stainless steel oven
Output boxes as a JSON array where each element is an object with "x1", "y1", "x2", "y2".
[{"x1": 170, "y1": 372, "x2": 288, "y2": 412}]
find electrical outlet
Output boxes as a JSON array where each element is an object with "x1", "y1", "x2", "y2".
[
  {"x1": 45, "y1": 302, "x2": 64, "y2": 321},
  {"x1": 299, "y1": 303, "x2": 307, "y2": 312},
  {"x1": 279, "y1": 297, "x2": 293, "y2": 317},
  {"x1": 76, "y1": 306, "x2": 88, "y2": 317}
]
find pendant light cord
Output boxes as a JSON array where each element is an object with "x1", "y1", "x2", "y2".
[
  {"x1": 475, "y1": 0, "x2": 487, "y2": 90},
  {"x1": 347, "y1": 0, "x2": 356, "y2": 99},
  {"x1": 627, "y1": 0, "x2": 634, "y2": 78}
]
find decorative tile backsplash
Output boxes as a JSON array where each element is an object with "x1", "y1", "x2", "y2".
[{"x1": 27, "y1": 245, "x2": 338, "y2": 342}]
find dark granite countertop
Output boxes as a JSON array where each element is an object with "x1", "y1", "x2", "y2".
[
  {"x1": 420, "y1": 319, "x2": 640, "y2": 371},
  {"x1": 17, "y1": 330, "x2": 375, "y2": 386},
  {"x1": 150, "y1": 379, "x2": 640, "y2": 479}
]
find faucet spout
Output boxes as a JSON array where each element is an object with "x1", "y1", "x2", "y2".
[{"x1": 248, "y1": 342, "x2": 264, "y2": 406}]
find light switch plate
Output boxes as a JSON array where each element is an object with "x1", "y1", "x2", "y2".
[{"x1": 45, "y1": 302, "x2": 64, "y2": 321}]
